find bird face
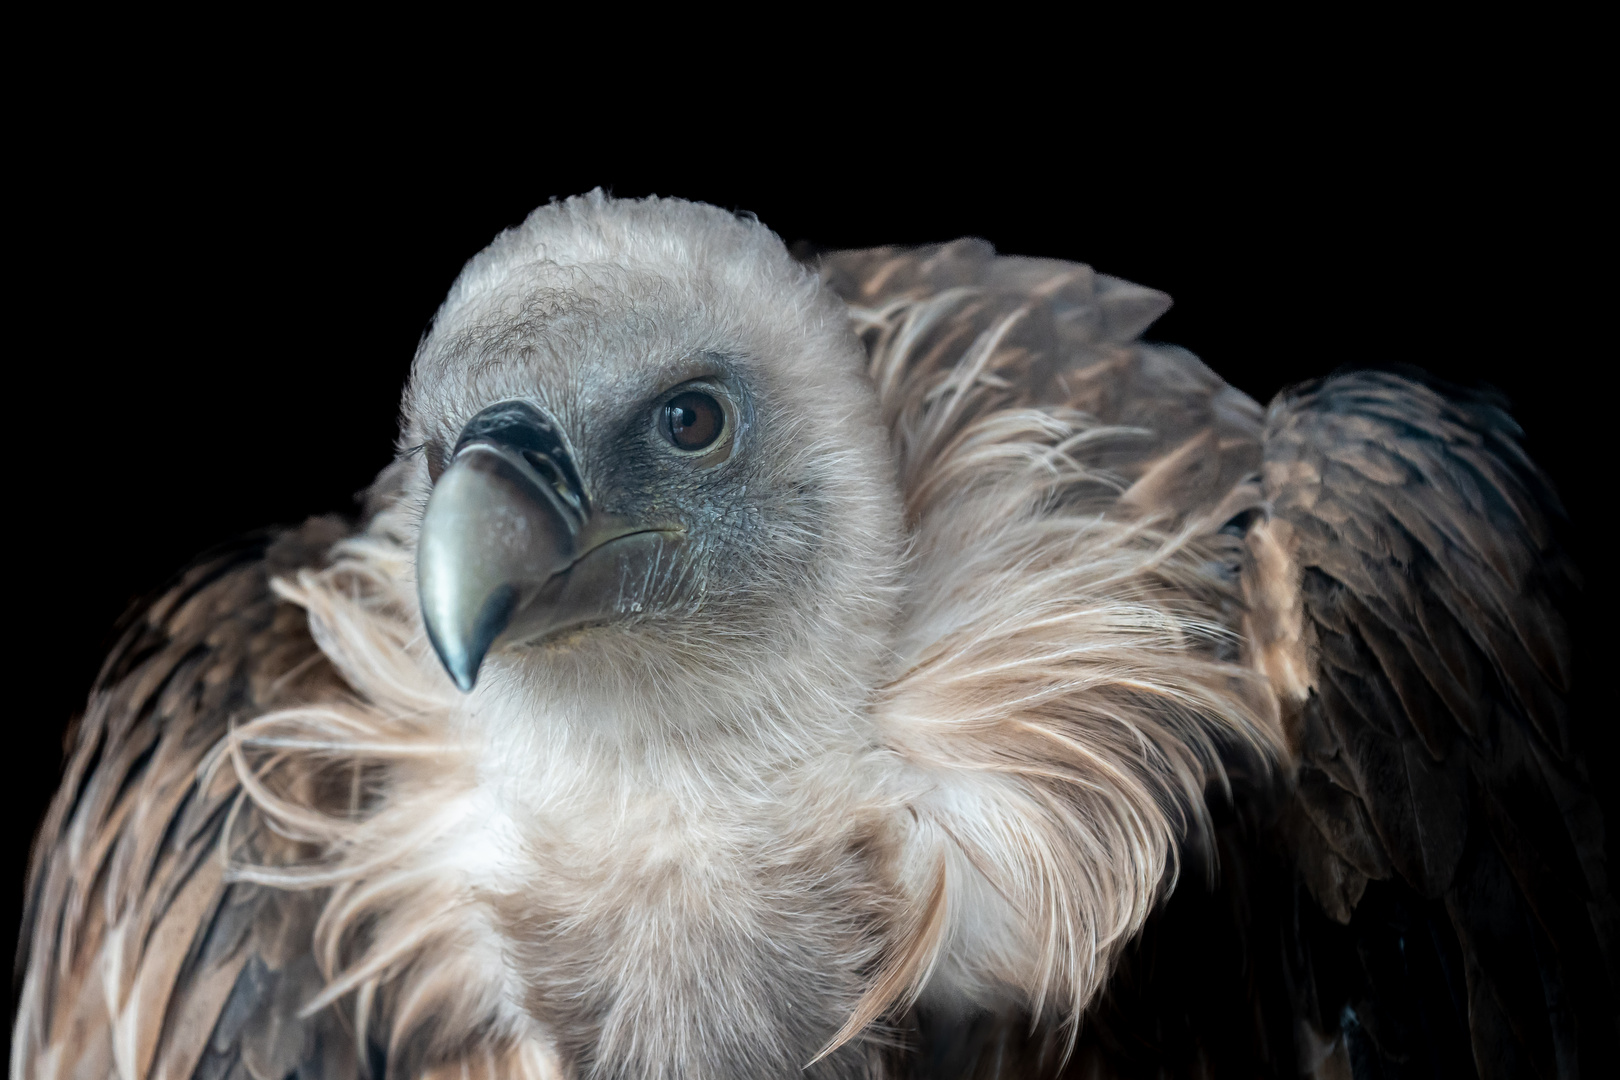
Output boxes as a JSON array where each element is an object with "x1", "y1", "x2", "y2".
[
  {"x1": 414, "y1": 357, "x2": 753, "y2": 692},
  {"x1": 398, "y1": 196, "x2": 903, "y2": 728}
]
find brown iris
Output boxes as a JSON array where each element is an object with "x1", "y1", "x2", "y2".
[{"x1": 662, "y1": 391, "x2": 724, "y2": 452}]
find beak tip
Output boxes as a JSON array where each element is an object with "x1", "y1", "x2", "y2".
[
  {"x1": 422, "y1": 584, "x2": 520, "y2": 696},
  {"x1": 423, "y1": 617, "x2": 482, "y2": 694},
  {"x1": 438, "y1": 650, "x2": 483, "y2": 694}
]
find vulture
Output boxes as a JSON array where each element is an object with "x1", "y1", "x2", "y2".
[{"x1": 13, "y1": 192, "x2": 1615, "y2": 1080}]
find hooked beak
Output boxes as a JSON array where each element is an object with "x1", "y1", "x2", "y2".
[{"x1": 417, "y1": 400, "x2": 677, "y2": 691}]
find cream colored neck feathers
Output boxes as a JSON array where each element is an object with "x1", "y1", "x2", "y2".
[{"x1": 222, "y1": 194, "x2": 1282, "y2": 1080}]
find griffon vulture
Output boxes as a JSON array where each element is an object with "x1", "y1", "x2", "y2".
[{"x1": 13, "y1": 192, "x2": 1615, "y2": 1079}]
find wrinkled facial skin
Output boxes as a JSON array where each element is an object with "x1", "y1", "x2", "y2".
[{"x1": 566, "y1": 355, "x2": 778, "y2": 611}]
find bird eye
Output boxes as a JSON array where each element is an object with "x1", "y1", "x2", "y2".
[{"x1": 661, "y1": 391, "x2": 725, "y2": 453}]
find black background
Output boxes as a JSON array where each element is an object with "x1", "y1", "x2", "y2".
[{"x1": 8, "y1": 42, "x2": 1609, "y2": 1036}]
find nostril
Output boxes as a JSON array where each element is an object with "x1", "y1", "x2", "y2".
[{"x1": 522, "y1": 451, "x2": 586, "y2": 519}]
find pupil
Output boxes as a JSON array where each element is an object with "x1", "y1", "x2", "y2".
[{"x1": 664, "y1": 392, "x2": 721, "y2": 450}]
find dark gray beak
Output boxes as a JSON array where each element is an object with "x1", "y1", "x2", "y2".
[{"x1": 417, "y1": 401, "x2": 674, "y2": 691}]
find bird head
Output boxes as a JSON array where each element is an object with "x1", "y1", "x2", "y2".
[{"x1": 397, "y1": 193, "x2": 903, "y2": 736}]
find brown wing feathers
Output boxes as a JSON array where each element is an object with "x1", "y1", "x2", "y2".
[
  {"x1": 1252, "y1": 371, "x2": 1615, "y2": 1077},
  {"x1": 14, "y1": 519, "x2": 356, "y2": 1080}
]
